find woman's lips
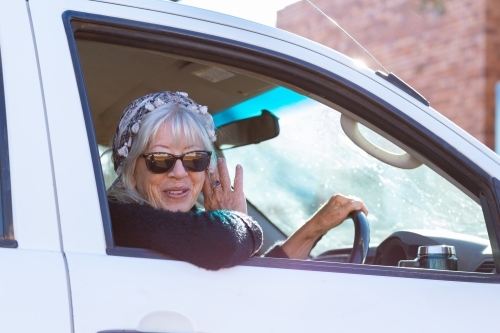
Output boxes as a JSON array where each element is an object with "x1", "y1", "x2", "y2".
[{"x1": 164, "y1": 188, "x2": 190, "y2": 199}]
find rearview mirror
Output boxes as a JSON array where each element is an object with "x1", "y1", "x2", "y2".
[{"x1": 216, "y1": 110, "x2": 280, "y2": 150}]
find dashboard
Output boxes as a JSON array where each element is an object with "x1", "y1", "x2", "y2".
[{"x1": 314, "y1": 229, "x2": 494, "y2": 273}]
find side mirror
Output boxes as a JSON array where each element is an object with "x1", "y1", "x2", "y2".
[{"x1": 216, "y1": 110, "x2": 280, "y2": 150}]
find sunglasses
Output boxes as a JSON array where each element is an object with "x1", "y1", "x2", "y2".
[{"x1": 140, "y1": 151, "x2": 212, "y2": 173}]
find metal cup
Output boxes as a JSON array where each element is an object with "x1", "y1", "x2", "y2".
[{"x1": 398, "y1": 245, "x2": 458, "y2": 271}]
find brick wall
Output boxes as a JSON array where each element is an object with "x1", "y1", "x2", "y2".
[
  {"x1": 485, "y1": 0, "x2": 500, "y2": 148},
  {"x1": 278, "y1": 0, "x2": 496, "y2": 148}
]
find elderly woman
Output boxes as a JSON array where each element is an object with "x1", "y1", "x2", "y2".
[{"x1": 108, "y1": 91, "x2": 367, "y2": 270}]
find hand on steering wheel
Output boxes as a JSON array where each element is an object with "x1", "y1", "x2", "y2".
[
  {"x1": 280, "y1": 194, "x2": 369, "y2": 261},
  {"x1": 308, "y1": 195, "x2": 368, "y2": 234}
]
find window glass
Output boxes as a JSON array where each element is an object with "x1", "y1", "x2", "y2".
[{"x1": 223, "y1": 92, "x2": 487, "y2": 256}]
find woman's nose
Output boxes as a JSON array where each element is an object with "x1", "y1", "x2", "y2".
[{"x1": 168, "y1": 159, "x2": 188, "y2": 178}]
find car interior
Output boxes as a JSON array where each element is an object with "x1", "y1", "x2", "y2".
[{"x1": 76, "y1": 38, "x2": 496, "y2": 275}]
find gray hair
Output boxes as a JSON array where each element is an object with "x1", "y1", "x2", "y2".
[{"x1": 108, "y1": 102, "x2": 216, "y2": 205}]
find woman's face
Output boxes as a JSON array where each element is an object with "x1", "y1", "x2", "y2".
[{"x1": 133, "y1": 121, "x2": 206, "y2": 212}]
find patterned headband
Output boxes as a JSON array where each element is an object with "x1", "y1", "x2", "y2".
[{"x1": 112, "y1": 91, "x2": 216, "y2": 176}]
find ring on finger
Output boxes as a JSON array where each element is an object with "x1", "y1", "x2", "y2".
[{"x1": 213, "y1": 180, "x2": 222, "y2": 189}]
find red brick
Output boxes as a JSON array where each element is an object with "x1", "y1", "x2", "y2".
[{"x1": 278, "y1": 0, "x2": 498, "y2": 148}]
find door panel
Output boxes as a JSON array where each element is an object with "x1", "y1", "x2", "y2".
[
  {"x1": 0, "y1": 250, "x2": 72, "y2": 332},
  {"x1": 68, "y1": 253, "x2": 498, "y2": 333}
]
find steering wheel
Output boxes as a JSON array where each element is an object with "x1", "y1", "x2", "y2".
[
  {"x1": 349, "y1": 211, "x2": 370, "y2": 264},
  {"x1": 312, "y1": 210, "x2": 370, "y2": 264}
]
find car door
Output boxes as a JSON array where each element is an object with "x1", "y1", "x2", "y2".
[
  {"x1": 30, "y1": 0, "x2": 500, "y2": 332},
  {"x1": 0, "y1": 1, "x2": 72, "y2": 332}
]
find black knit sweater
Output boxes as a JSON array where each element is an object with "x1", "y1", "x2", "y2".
[{"x1": 109, "y1": 200, "x2": 288, "y2": 270}]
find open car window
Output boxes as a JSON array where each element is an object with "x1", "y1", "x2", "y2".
[
  {"x1": 91, "y1": 45, "x2": 490, "y2": 272},
  {"x1": 67, "y1": 12, "x2": 498, "y2": 278}
]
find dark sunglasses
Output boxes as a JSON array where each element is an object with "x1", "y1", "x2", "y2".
[{"x1": 140, "y1": 151, "x2": 212, "y2": 173}]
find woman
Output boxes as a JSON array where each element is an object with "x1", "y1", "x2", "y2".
[{"x1": 108, "y1": 91, "x2": 368, "y2": 270}]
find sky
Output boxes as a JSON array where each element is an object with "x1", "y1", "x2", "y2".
[{"x1": 177, "y1": 0, "x2": 301, "y2": 27}]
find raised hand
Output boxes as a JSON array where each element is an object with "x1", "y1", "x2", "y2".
[{"x1": 202, "y1": 158, "x2": 247, "y2": 214}]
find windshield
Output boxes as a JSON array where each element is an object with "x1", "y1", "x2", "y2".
[{"x1": 223, "y1": 93, "x2": 487, "y2": 256}]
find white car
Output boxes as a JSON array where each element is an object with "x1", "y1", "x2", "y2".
[{"x1": 1, "y1": 0, "x2": 499, "y2": 332}]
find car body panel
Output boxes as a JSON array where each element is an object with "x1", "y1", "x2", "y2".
[
  {"x1": 1, "y1": 0, "x2": 61, "y2": 252},
  {"x1": 30, "y1": 0, "x2": 107, "y2": 255},
  {"x1": 0, "y1": 2, "x2": 71, "y2": 332},
  {"x1": 0, "y1": 0, "x2": 497, "y2": 332},
  {"x1": 0, "y1": 249, "x2": 73, "y2": 332},
  {"x1": 68, "y1": 252, "x2": 500, "y2": 333}
]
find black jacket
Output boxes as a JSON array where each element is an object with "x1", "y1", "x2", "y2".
[{"x1": 109, "y1": 200, "x2": 287, "y2": 270}]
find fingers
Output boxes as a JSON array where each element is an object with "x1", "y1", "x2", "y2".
[
  {"x1": 217, "y1": 158, "x2": 231, "y2": 190},
  {"x1": 360, "y1": 203, "x2": 369, "y2": 216},
  {"x1": 233, "y1": 164, "x2": 244, "y2": 193},
  {"x1": 212, "y1": 158, "x2": 243, "y2": 193},
  {"x1": 208, "y1": 160, "x2": 221, "y2": 192},
  {"x1": 308, "y1": 194, "x2": 368, "y2": 233},
  {"x1": 343, "y1": 199, "x2": 369, "y2": 217},
  {"x1": 332, "y1": 194, "x2": 368, "y2": 217},
  {"x1": 202, "y1": 170, "x2": 213, "y2": 197}
]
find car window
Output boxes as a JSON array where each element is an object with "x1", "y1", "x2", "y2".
[
  {"x1": 0, "y1": 48, "x2": 15, "y2": 247},
  {"x1": 67, "y1": 13, "x2": 497, "y2": 277},
  {"x1": 223, "y1": 91, "x2": 487, "y2": 257}
]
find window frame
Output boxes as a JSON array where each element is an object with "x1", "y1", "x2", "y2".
[
  {"x1": 0, "y1": 48, "x2": 17, "y2": 248},
  {"x1": 63, "y1": 10, "x2": 500, "y2": 283}
]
